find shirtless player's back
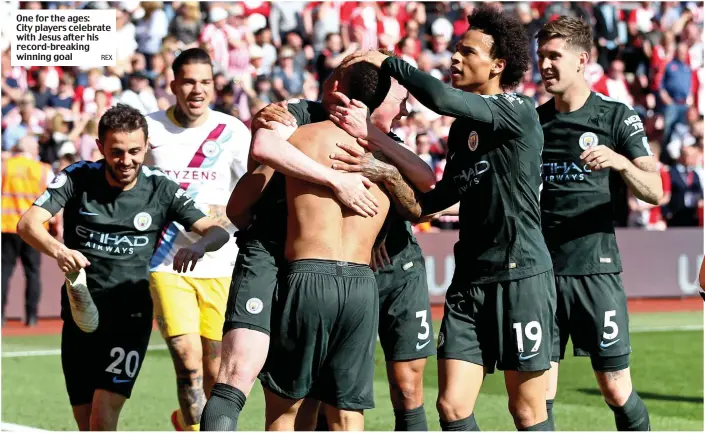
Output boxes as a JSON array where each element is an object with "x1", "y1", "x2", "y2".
[
  {"x1": 285, "y1": 120, "x2": 390, "y2": 265},
  {"x1": 258, "y1": 62, "x2": 392, "y2": 431}
]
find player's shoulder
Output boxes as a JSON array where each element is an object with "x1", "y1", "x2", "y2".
[
  {"x1": 287, "y1": 98, "x2": 324, "y2": 119},
  {"x1": 145, "y1": 109, "x2": 170, "y2": 129},
  {"x1": 140, "y1": 165, "x2": 179, "y2": 190},
  {"x1": 486, "y1": 92, "x2": 537, "y2": 116},
  {"x1": 285, "y1": 97, "x2": 314, "y2": 110},
  {"x1": 49, "y1": 160, "x2": 102, "y2": 189},
  {"x1": 591, "y1": 92, "x2": 636, "y2": 115},
  {"x1": 63, "y1": 159, "x2": 103, "y2": 179},
  {"x1": 487, "y1": 92, "x2": 534, "y2": 106},
  {"x1": 536, "y1": 98, "x2": 556, "y2": 121},
  {"x1": 210, "y1": 109, "x2": 248, "y2": 129},
  {"x1": 145, "y1": 109, "x2": 172, "y2": 139}
]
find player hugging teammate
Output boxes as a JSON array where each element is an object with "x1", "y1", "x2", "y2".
[{"x1": 16, "y1": 9, "x2": 663, "y2": 431}]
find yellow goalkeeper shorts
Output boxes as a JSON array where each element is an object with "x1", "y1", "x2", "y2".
[{"x1": 149, "y1": 272, "x2": 230, "y2": 341}]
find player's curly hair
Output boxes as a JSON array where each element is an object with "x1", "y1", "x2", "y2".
[
  {"x1": 98, "y1": 104, "x2": 149, "y2": 143},
  {"x1": 467, "y1": 4, "x2": 530, "y2": 89}
]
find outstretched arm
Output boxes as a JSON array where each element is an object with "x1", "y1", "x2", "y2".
[
  {"x1": 341, "y1": 51, "x2": 494, "y2": 122},
  {"x1": 173, "y1": 217, "x2": 231, "y2": 273}
]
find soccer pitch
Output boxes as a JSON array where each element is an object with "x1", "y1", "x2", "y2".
[{"x1": 2, "y1": 311, "x2": 703, "y2": 431}]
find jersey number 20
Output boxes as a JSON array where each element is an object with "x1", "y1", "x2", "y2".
[{"x1": 105, "y1": 347, "x2": 140, "y2": 378}]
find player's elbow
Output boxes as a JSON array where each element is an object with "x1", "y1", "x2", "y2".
[
  {"x1": 416, "y1": 170, "x2": 437, "y2": 193},
  {"x1": 250, "y1": 130, "x2": 275, "y2": 165},
  {"x1": 651, "y1": 189, "x2": 664, "y2": 206},
  {"x1": 16, "y1": 213, "x2": 33, "y2": 241},
  {"x1": 227, "y1": 209, "x2": 251, "y2": 230},
  {"x1": 645, "y1": 177, "x2": 664, "y2": 205}
]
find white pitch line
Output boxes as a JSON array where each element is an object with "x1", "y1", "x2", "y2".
[
  {"x1": 2, "y1": 344, "x2": 168, "y2": 358},
  {"x1": 0, "y1": 422, "x2": 51, "y2": 432},
  {"x1": 630, "y1": 324, "x2": 703, "y2": 333},
  {"x1": 3, "y1": 324, "x2": 702, "y2": 358}
]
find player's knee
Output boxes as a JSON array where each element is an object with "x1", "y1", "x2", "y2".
[
  {"x1": 597, "y1": 370, "x2": 633, "y2": 407},
  {"x1": 73, "y1": 405, "x2": 91, "y2": 431},
  {"x1": 436, "y1": 393, "x2": 465, "y2": 421},
  {"x1": 389, "y1": 373, "x2": 423, "y2": 409},
  {"x1": 507, "y1": 399, "x2": 542, "y2": 429},
  {"x1": 217, "y1": 351, "x2": 260, "y2": 386},
  {"x1": 90, "y1": 400, "x2": 124, "y2": 430}
]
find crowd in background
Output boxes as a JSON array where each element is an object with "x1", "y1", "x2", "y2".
[{"x1": 1, "y1": 0, "x2": 704, "y2": 231}]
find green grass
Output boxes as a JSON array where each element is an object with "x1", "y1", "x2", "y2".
[{"x1": 2, "y1": 311, "x2": 703, "y2": 431}]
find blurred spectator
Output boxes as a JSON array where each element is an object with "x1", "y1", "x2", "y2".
[
  {"x1": 1, "y1": 136, "x2": 54, "y2": 327},
  {"x1": 665, "y1": 145, "x2": 703, "y2": 226},
  {"x1": 72, "y1": 68, "x2": 110, "y2": 116},
  {"x1": 30, "y1": 69, "x2": 54, "y2": 109},
  {"x1": 78, "y1": 118, "x2": 99, "y2": 162},
  {"x1": 2, "y1": 94, "x2": 44, "y2": 150},
  {"x1": 115, "y1": 5, "x2": 138, "y2": 67},
  {"x1": 118, "y1": 71, "x2": 159, "y2": 114},
  {"x1": 254, "y1": 27, "x2": 278, "y2": 74},
  {"x1": 593, "y1": 59, "x2": 633, "y2": 106},
  {"x1": 269, "y1": 1, "x2": 307, "y2": 47},
  {"x1": 315, "y1": 33, "x2": 357, "y2": 89},
  {"x1": 48, "y1": 75, "x2": 75, "y2": 111},
  {"x1": 271, "y1": 45, "x2": 306, "y2": 100},
  {"x1": 2, "y1": 0, "x2": 703, "y2": 232},
  {"x1": 168, "y1": 2, "x2": 203, "y2": 46},
  {"x1": 660, "y1": 42, "x2": 693, "y2": 148},
  {"x1": 416, "y1": 133, "x2": 433, "y2": 168},
  {"x1": 199, "y1": 6, "x2": 234, "y2": 75},
  {"x1": 594, "y1": 2, "x2": 621, "y2": 69},
  {"x1": 135, "y1": 2, "x2": 169, "y2": 68},
  {"x1": 306, "y1": 2, "x2": 343, "y2": 53},
  {"x1": 56, "y1": 152, "x2": 78, "y2": 172}
]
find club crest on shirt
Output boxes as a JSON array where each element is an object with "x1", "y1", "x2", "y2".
[
  {"x1": 202, "y1": 140, "x2": 220, "y2": 158},
  {"x1": 579, "y1": 132, "x2": 599, "y2": 150},
  {"x1": 133, "y1": 212, "x2": 152, "y2": 231},
  {"x1": 468, "y1": 131, "x2": 479, "y2": 151},
  {"x1": 246, "y1": 297, "x2": 264, "y2": 314}
]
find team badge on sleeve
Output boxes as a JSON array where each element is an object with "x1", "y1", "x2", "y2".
[
  {"x1": 48, "y1": 172, "x2": 68, "y2": 189},
  {"x1": 34, "y1": 191, "x2": 51, "y2": 206},
  {"x1": 133, "y1": 212, "x2": 152, "y2": 231},
  {"x1": 579, "y1": 132, "x2": 599, "y2": 150}
]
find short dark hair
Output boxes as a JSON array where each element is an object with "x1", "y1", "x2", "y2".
[
  {"x1": 98, "y1": 104, "x2": 148, "y2": 143},
  {"x1": 339, "y1": 62, "x2": 391, "y2": 112},
  {"x1": 171, "y1": 48, "x2": 213, "y2": 77},
  {"x1": 467, "y1": 4, "x2": 530, "y2": 89},
  {"x1": 536, "y1": 16, "x2": 593, "y2": 54}
]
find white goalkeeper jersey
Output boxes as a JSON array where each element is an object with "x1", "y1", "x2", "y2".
[{"x1": 145, "y1": 107, "x2": 250, "y2": 278}]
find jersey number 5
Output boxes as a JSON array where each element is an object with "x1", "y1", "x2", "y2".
[{"x1": 603, "y1": 310, "x2": 619, "y2": 340}]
